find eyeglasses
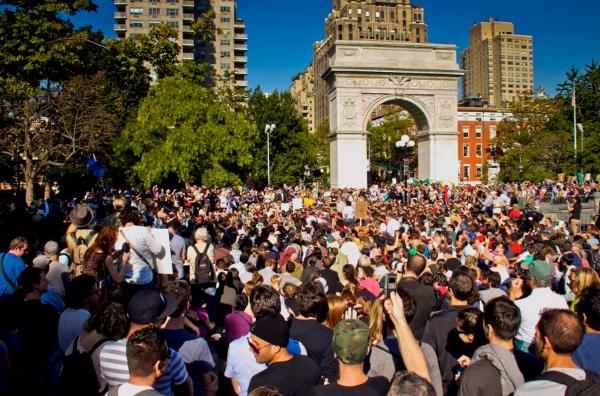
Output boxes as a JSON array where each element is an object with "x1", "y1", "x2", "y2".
[{"x1": 247, "y1": 337, "x2": 271, "y2": 354}]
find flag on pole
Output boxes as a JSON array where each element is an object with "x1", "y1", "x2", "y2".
[
  {"x1": 86, "y1": 156, "x2": 106, "y2": 178},
  {"x1": 572, "y1": 88, "x2": 576, "y2": 107}
]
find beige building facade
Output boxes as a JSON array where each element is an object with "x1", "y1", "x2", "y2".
[
  {"x1": 313, "y1": 0, "x2": 429, "y2": 130},
  {"x1": 289, "y1": 65, "x2": 316, "y2": 133},
  {"x1": 114, "y1": 0, "x2": 247, "y2": 87},
  {"x1": 461, "y1": 18, "x2": 533, "y2": 108}
]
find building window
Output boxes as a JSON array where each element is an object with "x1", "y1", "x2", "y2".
[
  {"x1": 169, "y1": 21, "x2": 178, "y2": 28},
  {"x1": 166, "y1": 0, "x2": 178, "y2": 3},
  {"x1": 129, "y1": 20, "x2": 143, "y2": 28},
  {"x1": 220, "y1": 6, "x2": 230, "y2": 12},
  {"x1": 476, "y1": 165, "x2": 483, "y2": 178},
  {"x1": 476, "y1": 144, "x2": 483, "y2": 157},
  {"x1": 475, "y1": 127, "x2": 482, "y2": 138},
  {"x1": 220, "y1": 51, "x2": 230, "y2": 58},
  {"x1": 130, "y1": 7, "x2": 143, "y2": 15},
  {"x1": 462, "y1": 126, "x2": 469, "y2": 138},
  {"x1": 221, "y1": 63, "x2": 230, "y2": 70},
  {"x1": 463, "y1": 144, "x2": 470, "y2": 157},
  {"x1": 149, "y1": 7, "x2": 160, "y2": 16},
  {"x1": 463, "y1": 165, "x2": 470, "y2": 179},
  {"x1": 489, "y1": 126, "x2": 497, "y2": 139},
  {"x1": 221, "y1": 17, "x2": 230, "y2": 23},
  {"x1": 166, "y1": 8, "x2": 178, "y2": 16},
  {"x1": 222, "y1": 29, "x2": 230, "y2": 35},
  {"x1": 220, "y1": 39, "x2": 230, "y2": 46},
  {"x1": 149, "y1": 20, "x2": 161, "y2": 27}
]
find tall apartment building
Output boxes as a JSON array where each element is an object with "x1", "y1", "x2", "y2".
[
  {"x1": 313, "y1": 0, "x2": 428, "y2": 129},
  {"x1": 289, "y1": 65, "x2": 316, "y2": 133},
  {"x1": 114, "y1": 0, "x2": 247, "y2": 87},
  {"x1": 461, "y1": 18, "x2": 533, "y2": 108}
]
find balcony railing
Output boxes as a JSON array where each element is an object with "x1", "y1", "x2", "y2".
[
  {"x1": 114, "y1": 0, "x2": 127, "y2": 5},
  {"x1": 114, "y1": 12, "x2": 127, "y2": 19},
  {"x1": 114, "y1": 24, "x2": 127, "y2": 31},
  {"x1": 183, "y1": 0, "x2": 194, "y2": 7},
  {"x1": 234, "y1": 68, "x2": 248, "y2": 75},
  {"x1": 235, "y1": 80, "x2": 249, "y2": 87},
  {"x1": 183, "y1": 13, "x2": 194, "y2": 20},
  {"x1": 234, "y1": 33, "x2": 248, "y2": 40},
  {"x1": 234, "y1": 56, "x2": 247, "y2": 62},
  {"x1": 234, "y1": 44, "x2": 248, "y2": 51},
  {"x1": 182, "y1": 39, "x2": 194, "y2": 46}
]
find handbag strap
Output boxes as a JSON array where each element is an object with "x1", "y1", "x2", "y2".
[
  {"x1": 119, "y1": 229, "x2": 153, "y2": 268},
  {"x1": 1, "y1": 253, "x2": 19, "y2": 291}
]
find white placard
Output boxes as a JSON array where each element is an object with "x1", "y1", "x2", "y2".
[
  {"x1": 281, "y1": 202, "x2": 290, "y2": 212},
  {"x1": 292, "y1": 198, "x2": 303, "y2": 211},
  {"x1": 151, "y1": 228, "x2": 173, "y2": 275}
]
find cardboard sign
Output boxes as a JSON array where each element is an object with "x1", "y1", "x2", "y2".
[
  {"x1": 150, "y1": 228, "x2": 173, "y2": 275},
  {"x1": 355, "y1": 200, "x2": 368, "y2": 220},
  {"x1": 558, "y1": 173, "x2": 565, "y2": 182}
]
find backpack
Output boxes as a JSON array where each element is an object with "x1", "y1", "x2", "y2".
[
  {"x1": 58, "y1": 336, "x2": 109, "y2": 396},
  {"x1": 69, "y1": 230, "x2": 97, "y2": 272},
  {"x1": 192, "y1": 244, "x2": 215, "y2": 285},
  {"x1": 536, "y1": 369, "x2": 600, "y2": 396}
]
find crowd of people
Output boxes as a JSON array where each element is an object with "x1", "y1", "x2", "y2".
[{"x1": 0, "y1": 180, "x2": 599, "y2": 396}]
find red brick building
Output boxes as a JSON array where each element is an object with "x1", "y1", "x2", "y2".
[{"x1": 457, "y1": 106, "x2": 509, "y2": 183}]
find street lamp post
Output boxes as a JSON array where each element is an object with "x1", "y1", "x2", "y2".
[
  {"x1": 264, "y1": 124, "x2": 276, "y2": 186},
  {"x1": 395, "y1": 134, "x2": 415, "y2": 181},
  {"x1": 513, "y1": 142, "x2": 523, "y2": 180}
]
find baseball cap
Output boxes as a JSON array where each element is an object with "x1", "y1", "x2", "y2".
[
  {"x1": 127, "y1": 289, "x2": 177, "y2": 325},
  {"x1": 333, "y1": 319, "x2": 370, "y2": 365},
  {"x1": 250, "y1": 313, "x2": 289, "y2": 347},
  {"x1": 44, "y1": 241, "x2": 59, "y2": 256},
  {"x1": 529, "y1": 260, "x2": 553, "y2": 281}
]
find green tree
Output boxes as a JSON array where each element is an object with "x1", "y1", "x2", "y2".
[
  {"x1": 247, "y1": 89, "x2": 316, "y2": 187},
  {"x1": 556, "y1": 61, "x2": 600, "y2": 175},
  {"x1": 367, "y1": 110, "x2": 414, "y2": 180},
  {"x1": 494, "y1": 96, "x2": 573, "y2": 182},
  {"x1": 2, "y1": 73, "x2": 119, "y2": 203},
  {"x1": 116, "y1": 69, "x2": 256, "y2": 187}
]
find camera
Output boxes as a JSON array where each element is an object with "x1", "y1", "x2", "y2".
[{"x1": 383, "y1": 273, "x2": 398, "y2": 297}]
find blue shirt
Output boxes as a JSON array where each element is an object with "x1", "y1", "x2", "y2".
[
  {"x1": 573, "y1": 333, "x2": 600, "y2": 374},
  {"x1": 0, "y1": 253, "x2": 25, "y2": 297}
]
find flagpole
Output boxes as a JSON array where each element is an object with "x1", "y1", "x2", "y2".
[{"x1": 573, "y1": 81, "x2": 577, "y2": 164}]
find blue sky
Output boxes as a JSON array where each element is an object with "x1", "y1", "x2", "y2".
[{"x1": 72, "y1": 0, "x2": 600, "y2": 95}]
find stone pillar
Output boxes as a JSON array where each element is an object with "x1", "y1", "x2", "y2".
[
  {"x1": 418, "y1": 132, "x2": 459, "y2": 183},
  {"x1": 330, "y1": 132, "x2": 368, "y2": 189}
]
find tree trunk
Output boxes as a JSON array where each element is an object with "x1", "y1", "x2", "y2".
[{"x1": 24, "y1": 158, "x2": 35, "y2": 206}]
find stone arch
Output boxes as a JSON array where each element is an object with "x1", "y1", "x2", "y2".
[
  {"x1": 324, "y1": 41, "x2": 463, "y2": 188},
  {"x1": 361, "y1": 94, "x2": 433, "y2": 134}
]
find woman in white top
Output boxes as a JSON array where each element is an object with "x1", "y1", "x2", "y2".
[{"x1": 114, "y1": 208, "x2": 164, "y2": 304}]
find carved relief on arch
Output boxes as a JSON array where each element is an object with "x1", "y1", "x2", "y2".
[{"x1": 436, "y1": 97, "x2": 456, "y2": 129}]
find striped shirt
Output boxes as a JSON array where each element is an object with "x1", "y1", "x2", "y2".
[{"x1": 99, "y1": 338, "x2": 188, "y2": 396}]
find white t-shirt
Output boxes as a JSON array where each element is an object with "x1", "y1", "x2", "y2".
[
  {"x1": 340, "y1": 241, "x2": 361, "y2": 266},
  {"x1": 224, "y1": 332, "x2": 266, "y2": 396},
  {"x1": 112, "y1": 382, "x2": 155, "y2": 396},
  {"x1": 515, "y1": 287, "x2": 568, "y2": 344},
  {"x1": 514, "y1": 367, "x2": 586, "y2": 396}
]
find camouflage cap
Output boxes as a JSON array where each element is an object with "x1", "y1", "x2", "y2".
[{"x1": 333, "y1": 319, "x2": 370, "y2": 365}]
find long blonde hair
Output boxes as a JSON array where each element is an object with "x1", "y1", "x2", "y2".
[
  {"x1": 368, "y1": 297, "x2": 386, "y2": 345},
  {"x1": 572, "y1": 267, "x2": 600, "y2": 295}
]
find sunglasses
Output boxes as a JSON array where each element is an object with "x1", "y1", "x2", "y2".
[{"x1": 247, "y1": 337, "x2": 271, "y2": 354}]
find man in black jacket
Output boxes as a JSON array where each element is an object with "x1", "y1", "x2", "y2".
[
  {"x1": 289, "y1": 281, "x2": 339, "y2": 382},
  {"x1": 398, "y1": 254, "x2": 436, "y2": 340},
  {"x1": 422, "y1": 271, "x2": 476, "y2": 395}
]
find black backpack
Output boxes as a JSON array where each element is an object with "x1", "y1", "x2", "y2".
[
  {"x1": 192, "y1": 244, "x2": 215, "y2": 285},
  {"x1": 536, "y1": 369, "x2": 600, "y2": 396},
  {"x1": 58, "y1": 336, "x2": 109, "y2": 396}
]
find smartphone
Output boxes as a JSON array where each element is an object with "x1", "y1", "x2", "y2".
[{"x1": 383, "y1": 273, "x2": 398, "y2": 297}]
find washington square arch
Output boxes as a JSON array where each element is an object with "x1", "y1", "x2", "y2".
[{"x1": 323, "y1": 40, "x2": 463, "y2": 188}]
